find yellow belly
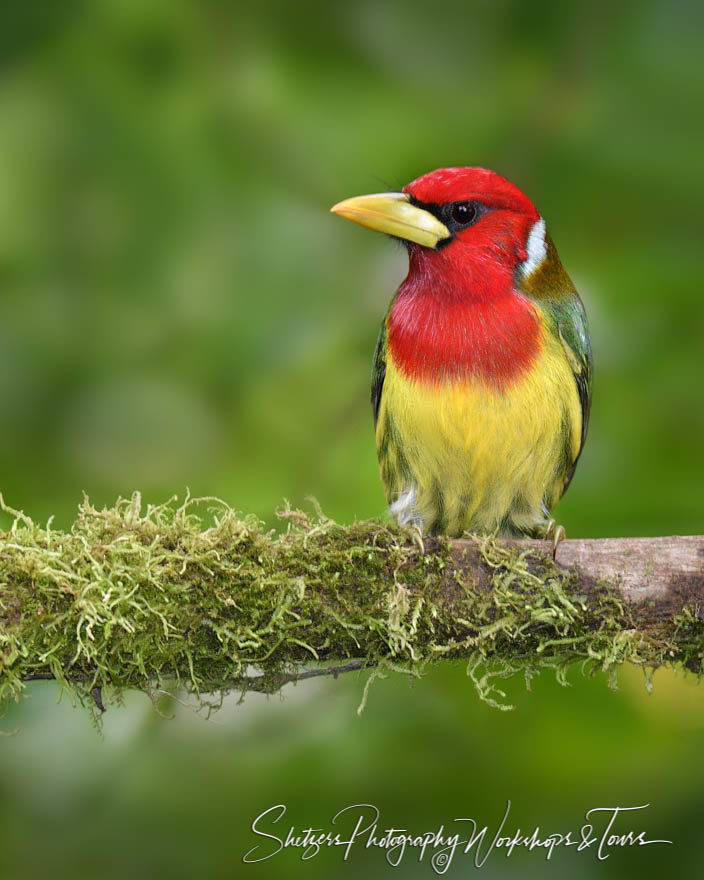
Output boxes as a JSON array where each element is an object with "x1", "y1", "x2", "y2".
[{"x1": 376, "y1": 328, "x2": 582, "y2": 536}]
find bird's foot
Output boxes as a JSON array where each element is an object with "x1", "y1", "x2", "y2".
[
  {"x1": 410, "y1": 522, "x2": 425, "y2": 556},
  {"x1": 399, "y1": 521, "x2": 425, "y2": 555},
  {"x1": 540, "y1": 519, "x2": 566, "y2": 560}
]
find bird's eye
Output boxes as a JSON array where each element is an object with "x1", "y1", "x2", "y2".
[{"x1": 451, "y1": 202, "x2": 477, "y2": 225}]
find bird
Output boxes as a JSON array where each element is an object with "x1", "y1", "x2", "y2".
[{"x1": 330, "y1": 167, "x2": 592, "y2": 550}]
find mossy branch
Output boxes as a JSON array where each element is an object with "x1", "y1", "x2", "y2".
[{"x1": 0, "y1": 493, "x2": 702, "y2": 719}]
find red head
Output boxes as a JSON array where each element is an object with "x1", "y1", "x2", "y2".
[
  {"x1": 401, "y1": 167, "x2": 543, "y2": 301},
  {"x1": 331, "y1": 167, "x2": 550, "y2": 386}
]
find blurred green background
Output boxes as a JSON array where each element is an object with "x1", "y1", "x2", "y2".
[{"x1": 0, "y1": 0, "x2": 702, "y2": 877}]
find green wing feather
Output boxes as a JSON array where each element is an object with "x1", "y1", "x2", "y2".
[
  {"x1": 370, "y1": 315, "x2": 409, "y2": 510},
  {"x1": 371, "y1": 317, "x2": 387, "y2": 428},
  {"x1": 552, "y1": 292, "x2": 593, "y2": 493},
  {"x1": 521, "y1": 231, "x2": 593, "y2": 497}
]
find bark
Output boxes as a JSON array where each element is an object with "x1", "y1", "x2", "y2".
[{"x1": 454, "y1": 535, "x2": 704, "y2": 616}]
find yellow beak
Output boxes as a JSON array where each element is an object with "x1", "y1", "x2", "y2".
[{"x1": 330, "y1": 192, "x2": 450, "y2": 249}]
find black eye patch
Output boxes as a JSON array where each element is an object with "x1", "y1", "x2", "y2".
[{"x1": 408, "y1": 197, "x2": 485, "y2": 244}]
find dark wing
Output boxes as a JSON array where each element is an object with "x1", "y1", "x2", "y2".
[
  {"x1": 555, "y1": 292, "x2": 593, "y2": 492},
  {"x1": 371, "y1": 318, "x2": 387, "y2": 428}
]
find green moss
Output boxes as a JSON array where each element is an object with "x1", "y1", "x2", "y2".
[{"x1": 0, "y1": 494, "x2": 699, "y2": 723}]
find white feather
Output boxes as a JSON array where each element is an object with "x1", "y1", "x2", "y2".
[
  {"x1": 521, "y1": 217, "x2": 547, "y2": 279},
  {"x1": 389, "y1": 484, "x2": 418, "y2": 525}
]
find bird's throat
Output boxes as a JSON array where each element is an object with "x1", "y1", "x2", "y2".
[{"x1": 387, "y1": 266, "x2": 542, "y2": 388}]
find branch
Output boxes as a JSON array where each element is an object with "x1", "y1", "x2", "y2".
[
  {"x1": 454, "y1": 534, "x2": 704, "y2": 616},
  {"x1": 0, "y1": 493, "x2": 702, "y2": 715}
]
